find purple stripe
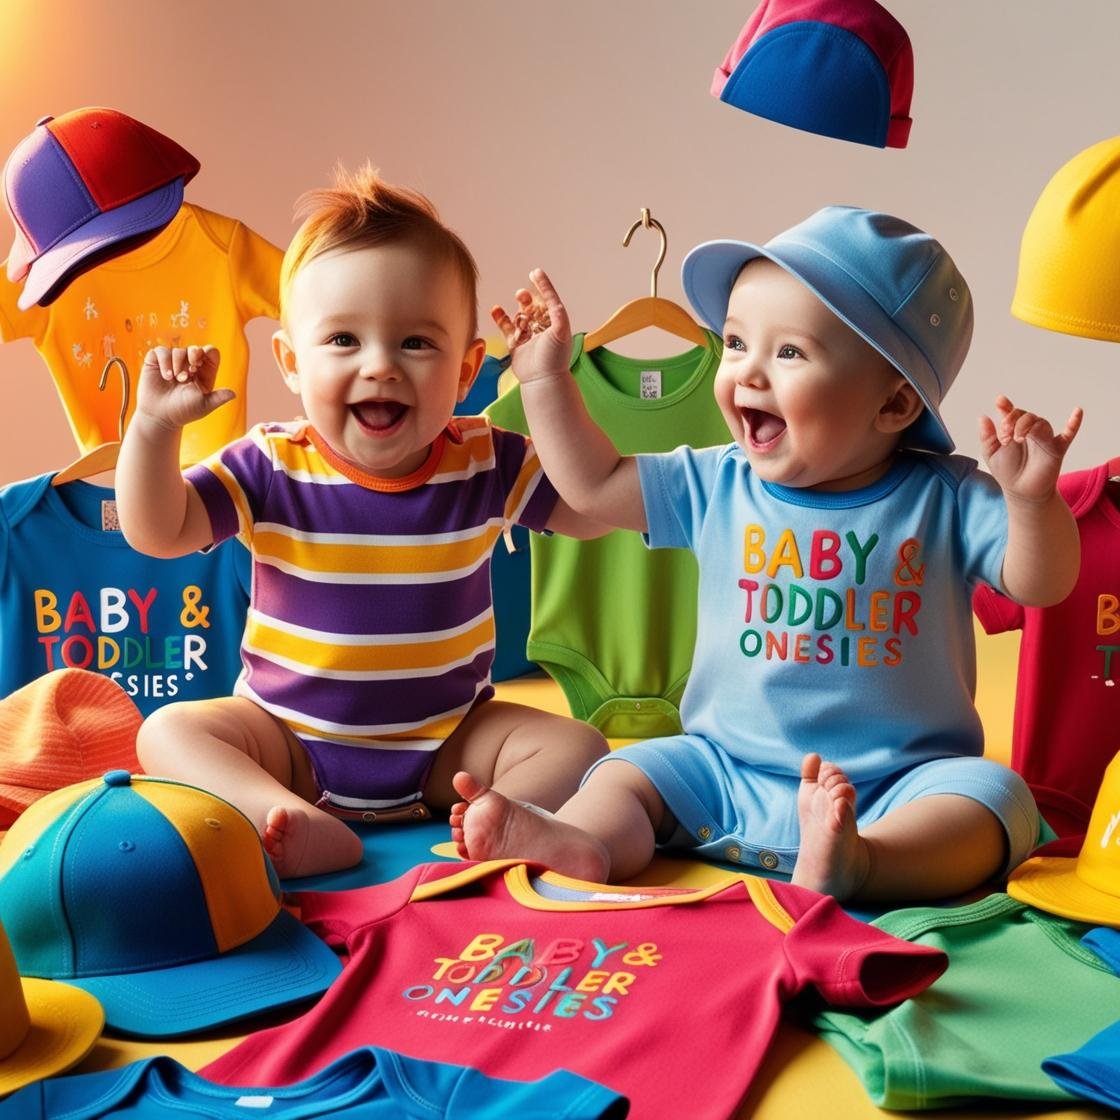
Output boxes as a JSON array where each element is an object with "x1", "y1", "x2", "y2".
[
  {"x1": 253, "y1": 462, "x2": 509, "y2": 537},
  {"x1": 185, "y1": 464, "x2": 240, "y2": 544},
  {"x1": 519, "y1": 472, "x2": 558, "y2": 532},
  {"x1": 253, "y1": 563, "x2": 494, "y2": 634},
  {"x1": 242, "y1": 649, "x2": 495, "y2": 728},
  {"x1": 299, "y1": 739, "x2": 436, "y2": 803}
]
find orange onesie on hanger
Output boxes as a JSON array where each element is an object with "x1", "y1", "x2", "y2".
[{"x1": 0, "y1": 202, "x2": 281, "y2": 467}]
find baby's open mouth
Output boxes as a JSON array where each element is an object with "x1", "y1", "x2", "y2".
[
  {"x1": 352, "y1": 400, "x2": 408, "y2": 432},
  {"x1": 743, "y1": 408, "x2": 787, "y2": 448}
]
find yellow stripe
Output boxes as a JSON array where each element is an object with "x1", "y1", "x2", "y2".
[
  {"x1": 0, "y1": 779, "x2": 101, "y2": 880},
  {"x1": 207, "y1": 458, "x2": 255, "y2": 538},
  {"x1": 271, "y1": 435, "x2": 338, "y2": 478},
  {"x1": 246, "y1": 616, "x2": 493, "y2": 672},
  {"x1": 137, "y1": 779, "x2": 278, "y2": 953},
  {"x1": 255, "y1": 524, "x2": 501, "y2": 576},
  {"x1": 745, "y1": 877, "x2": 795, "y2": 932},
  {"x1": 502, "y1": 445, "x2": 542, "y2": 523}
]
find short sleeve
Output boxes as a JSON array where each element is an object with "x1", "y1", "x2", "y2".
[
  {"x1": 636, "y1": 444, "x2": 725, "y2": 551},
  {"x1": 491, "y1": 426, "x2": 558, "y2": 533},
  {"x1": 183, "y1": 427, "x2": 277, "y2": 547},
  {"x1": 770, "y1": 882, "x2": 947, "y2": 1008},
  {"x1": 0, "y1": 270, "x2": 47, "y2": 342},
  {"x1": 228, "y1": 221, "x2": 282, "y2": 322},
  {"x1": 953, "y1": 465, "x2": 1008, "y2": 592},
  {"x1": 972, "y1": 582, "x2": 1024, "y2": 635}
]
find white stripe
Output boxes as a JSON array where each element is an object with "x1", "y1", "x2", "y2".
[
  {"x1": 255, "y1": 549, "x2": 491, "y2": 584},
  {"x1": 255, "y1": 517, "x2": 503, "y2": 548},
  {"x1": 243, "y1": 639, "x2": 495, "y2": 681},
  {"x1": 237, "y1": 679, "x2": 487, "y2": 737},
  {"x1": 248, "y1": 605, "x2": 494, "y2": 646},
  {"x1": 506, "y1": 466, "x2": 545, "y2": 526},
  {"x1": 268, "y1": 466, "x2": 351, "y2": 486},
  {"x1": 321, "y1": 790, "x2": 428, "y2": 810},
  {"x1": 428, "y1": 452, "x2": 497, "y2": 484}
]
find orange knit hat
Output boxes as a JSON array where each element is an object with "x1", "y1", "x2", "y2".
[{"x1": 0, "y1": 669, "x2": 141, "y2": 828}]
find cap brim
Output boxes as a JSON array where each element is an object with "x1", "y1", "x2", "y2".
[
  {"x1": 67, "y1": 908, "x2": 341, "y2": 1038},
  {"x1": 17, "y1": 178, "x2": 185, "y2": 310},
  {"x1": 681, "y1": 239, "x2": 953, "y2": 453},
  {"x1": 0, "y1": 978, "x2": 103, "y2": 1095},
  {"x1": 1007, "y1": 855, "x2": 1120, "y2": 926}
]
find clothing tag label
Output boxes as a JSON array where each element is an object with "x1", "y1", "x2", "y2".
[
  {"x1": 101, "y1": 500, "x2": 120, "y2": 531},
  {"x1": 235, "y1": 1097, "x2": 274, "y2": 1109},
  {"x1": 639, "y1": 370, "x2": 662, "y2": 399}
]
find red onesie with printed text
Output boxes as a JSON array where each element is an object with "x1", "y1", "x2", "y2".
[
  {"x1": 974, "y1": 459, "x2": 1120, "y2": 836},
  {"x1": 203, "y1": 860, "x2": 946, "y2": 1119}
]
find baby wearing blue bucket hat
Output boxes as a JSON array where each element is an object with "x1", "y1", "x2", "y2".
[{"x1": 450, "y1": 206, "x2": 1085, "y2": 905}]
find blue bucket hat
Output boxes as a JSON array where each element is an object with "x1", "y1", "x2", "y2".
[{"x1": 682, "y1": 206, "x2": 973, "y2": 453}]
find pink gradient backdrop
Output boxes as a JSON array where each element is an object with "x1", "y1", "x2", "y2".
[{"x1": 1, "y1": 0, "x2": 1116, "y2": 485}]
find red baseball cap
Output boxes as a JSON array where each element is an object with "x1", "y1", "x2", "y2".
[
  {"x1": 0, "y1": 669, "x2": 142, "y2": 828},
  {"x1": 3, "y1": 107, "x2": 199, "y2": 309}
]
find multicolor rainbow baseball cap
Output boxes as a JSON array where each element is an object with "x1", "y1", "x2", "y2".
[
  {"x1": 1011, "y1": 135, "x2": 1120, "y2": 342},
  {"x1": 1008, "y1": 753, "x2": 1120, "y2": 926},
  {"x1": 3, "y1": 107, "x2": 199, "y2": 310},
  {"x1": 0, "y1": 914, "x2": 103, "y2": 1096},
  {"x1": 0, "y1": 771, "x2": 341, "y2": 1037},
  {"x1": 712, "y1": 0, "x2": 914, "y2": 148}
]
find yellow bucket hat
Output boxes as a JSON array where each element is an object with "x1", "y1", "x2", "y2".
[
  {"x1": 0, "y1": 915, "x2": 103, "y2": 1096},
  {"x1": 1011, "y1": 135, "x2": 1120, "y2": 341},
  {"x1": 1008, "y1": 752, "x2": 1120, "y2": 925}
]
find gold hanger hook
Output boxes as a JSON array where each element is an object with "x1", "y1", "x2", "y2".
[
  {"x1": 98, "y1": 356, "x2": 131, "y2": 441},
  {"x1": 621, "y1": 207, "x2": 668, "y2": 298}
]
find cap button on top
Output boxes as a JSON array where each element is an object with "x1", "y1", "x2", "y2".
[{"x1": 103, "y1": 770, "x2": 133, "y2": 787}]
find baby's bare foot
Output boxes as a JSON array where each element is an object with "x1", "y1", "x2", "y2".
[
  {"x1": 790, "y1": 753, "x2": 870, "y2": 901},
  {"x1": 263, "y1": 804, "x2": 363, "y2": 879},
  {"x1": 450, "y1": 771, "x2": 610, "y2": 881}
]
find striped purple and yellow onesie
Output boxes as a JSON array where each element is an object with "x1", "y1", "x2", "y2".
[{"x1": 184, "y1": 417, "x2": 557, "y2": 813}]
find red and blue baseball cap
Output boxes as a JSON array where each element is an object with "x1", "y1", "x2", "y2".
[
  {"x1": 683, "y1": 206, "x2": 973, "y2": 453},
  {"x1": 712, "y1": 0, "x2": 914, "y2": 148},
  {"x1": 0, "y1": 771, "x2": 341, "y2": 1038},
  {"x1": 3, "y1": 107, "x2": 199, "y2": 310}
]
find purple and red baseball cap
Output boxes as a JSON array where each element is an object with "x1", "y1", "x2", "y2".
[
  {"x1": 712, "y1": 0, "x2": 914, "y2": 149},
  {"x1": 3, "y1": 107, "x2": 199, "y2": 310}
]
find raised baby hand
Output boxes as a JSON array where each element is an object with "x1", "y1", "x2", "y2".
[
  {"x1": 490, "y1": 268, "x2": 572, "y2": 384},
  {"x1": 135, "y1": 344, "x2": 235, "y2": 432},
  {"x1": 979, "y1": 394, "x2": 1083, "y2": 505}
]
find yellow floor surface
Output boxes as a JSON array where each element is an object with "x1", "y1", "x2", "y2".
[{"x1": 25, "y1": 624, "x2": 1114, "y2": 1117}]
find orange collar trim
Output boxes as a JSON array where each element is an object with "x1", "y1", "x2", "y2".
[{"x1": 304, "y1": 426, "x2": 454, "y2": 492}]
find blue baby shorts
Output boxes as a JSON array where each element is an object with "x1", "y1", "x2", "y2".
[{"x1": 583, "y1": 734, "x2": 1039, "y2": 877}]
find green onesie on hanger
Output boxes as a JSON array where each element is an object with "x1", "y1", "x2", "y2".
[{"x1": 486, "y1": 332, "x2": 728, "y2": 737}]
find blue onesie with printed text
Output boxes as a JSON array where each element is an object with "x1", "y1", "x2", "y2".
[{"x1": 584, "y1": 445, "x2": 1038, "y2": 873}]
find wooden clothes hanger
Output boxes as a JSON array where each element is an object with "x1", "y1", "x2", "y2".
[
  {"x1": 52, "y1": 356, "x2": 130, "y2": 486},
  {"x1": 583, "y1": 207, "x2": 708, "y2": 352}
]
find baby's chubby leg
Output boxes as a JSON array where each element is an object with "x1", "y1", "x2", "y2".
[
  {"x1": 427, "y1": 700, "x2": 665, "y2": 882},
  {"x1": 136, "y1": 697, "x2": 362, "y2": 878},
  {"x1": 425, "y1": 699, "x2": 608, "y2": 815}
]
